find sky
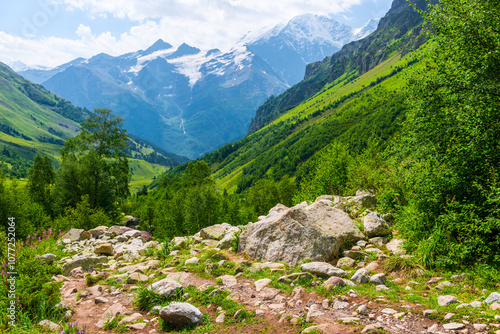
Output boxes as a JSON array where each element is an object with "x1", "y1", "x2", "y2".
[{"x1": 0, "y1": 0, "x2": 393, "y2": 69}]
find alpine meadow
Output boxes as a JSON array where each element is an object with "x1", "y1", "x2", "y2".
[{"x1": 1, "y1": 0, "x2": 500, "y2": 333}]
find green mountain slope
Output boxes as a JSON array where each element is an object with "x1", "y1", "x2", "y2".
[
  {"x1": 248, "y1": 0, "x2": 431, "y2": 133},
  {"x1": 0, "y1": 62, "x2": 187, "y2": 188},
  {"x1": 183, "y1": 0, "x2": 431, "y2": 193}
]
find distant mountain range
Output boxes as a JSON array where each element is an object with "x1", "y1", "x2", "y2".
[{"x1": 18, "y1": 15, "x2": 379, "y2": 158}]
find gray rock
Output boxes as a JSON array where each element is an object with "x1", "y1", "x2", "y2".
[
  {"x1": 108, "y1": 226, "x2": 133, "y2": 236},
  {"x1": 159, "y1": 303, "x2": 203, "y2": 326},
  {"x1": 336, "y1": 257, "x2": 356, "y2": 268},
  {"x1": 485, "y1": 292, "x2": 500, "y2": 304},
  {"x1": 184, "y1": 257, "x2": 199, "y2": 265},
  {"x1": 94, "y1": 243, "x2": 115, "y2": 256},
  {"x1": 238, "y1": 201, "x2": 364, "y2": 266},
  {"x1": 200, "y1": 224, "x2": 228, "y2": 240},
  {"x1": 39, "y1": 320, "x2": 61, "y2": 331},
  {"x1": 300, "y1": 262, "x2": 345, "y2": 277},
  {"x1": 351, "y1": 268, "x2": 370, "y2": 284},
  {"x1": 124, "y1": 218, "x2": 142, "y2": 228},
  {"x1": 150, "y1": 278, "x2": 182, "y2": 296},
  {"x1": 95, "y1": 297, "x2": 109, "y2": 304},
  {"x1": 61, "y1": 228, "x2": 90, "y2": 242},
  {"x1": 386, "y1": 238, "x2": 406, "y2": 255},
  {"x1": 62, "y1": 256, "x2": 108, "y2": 276},
  {"x1": 323, "y1": 276, "x2": 346, "y2": 289},
  {"x1": 96, "y1": 302, "x2": 129, "y2": 328},
  {"x1": 364, "y1": 212, "x2": 390, "y2": 237},
  {"x1": 278, "y1": 272, "x2": 314, "y2": 284},
  {"x1": 368, "y1": 237, "x2": 387, "y2": 246},
  {"x1": 348, "y1": 194, "x2": 377, "y2": 209},
  {"x1": 375, "y1": 285, "x2": 389, "y2": 291},
  {"x1": 216, "y1": 227, "x2": 240, "y2": 249},
  {"x1": 369, "y1": 273, "x2": 387, "y2": 285},
  {"x1": 438, "y1": 295, "x2": 459, "y2": 306},
  {"x1": 442, "y1": 323, "x2": 465, "y2": 330},
  {"x1": 40, "y1": 253, "x2": 56, "y2": 265},
  {"x1": 89, "y1": 226, "x2": 108, "y2": 238},
  {"x1": 254, "y1": 278, "x2": 272, "y2": 292},
  {"x1": 333, "y1": 301, "x2": 349, "y2": 309},
  {"x1": 127, "y1": 272, "x2": 149, "y2": 284}
]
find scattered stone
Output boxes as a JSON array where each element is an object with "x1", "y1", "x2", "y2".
[
  {"x1": 254, "y1": 278, "x2": 272, "y2": 292},
  {"x1": 423, "y1": 309, "x2": 435, "y2": 317},
  {"x1": 491, "y1": 302, "x2": 500, "y2": 310},
  {"x1": 364, "y1": 261, "x2": 380, "y2": 271},
  {"x1": 215, "y1": 312, "x2": 225, "y2": 323},
  {"x1": 127, "y1": 272, "x2": 149, "y2": 284},
  {"x1": 149, "y1": 278, "x2": 182, "y2": 296},
  {"x1": 323, "y1": 276, "x2": 346, "y2": 290},
  {"x1": 333, "y1": 301, "x2": 349, "y2": 309},
  {"x1": 259, "y1": 287, "x2": 281, "y2": 300},
  {"x1": 306, "y1": 304, "x2": 324, "y2": 322},
  {"x1": 119, "y1": 313, "x2": 143, "y2": 325},
  {"x1": 376, "y1": 285, "x2": 389, "y2": 291},
  {"x1": 219, "y1": 275, "x2": 237, "y2": 287},
  {"x1": 436, "y1": 281, "x2": 453, "y2": 290},
  {"x1": 337, "y1": 257, "x2": 356, "y2": 268},
  {"x1": 96, "y1": 302, "x2": 129, "y2": 328},
  {"x1": 184, "y1": 257, "x2": 199, "y2": 265},
  {"x1": 442, "y1": 323, "x2": 465, "y2": 330},
  {"x1": 200, "y1": 224, "x2": 228, "y2": 240},
  {"x1": 300, "y1": 262, "x2": 345, "y2": 277},
  {"x1": 278, "y1": 272, "x2": 314, "y2": 284},
  {"x1": 427, "y1": 324, "x2": 439, "y2": 333},
  {"x1": 470, "y1": 300, "x2": 482, "y2": 308},
  {"x1": 61, "y1": 228, "x2": 91, "y2": 242},
  {"x1": 351, "y1": 268, "x2": 370, "y2": 283},
  {"x1": 438, "y1": 295, "x2": 459, "y2": 306},
  {"x1": 427, "y1": 277, "x2": 443, "y2": 284},
  {"x1": 485, "y1": 292, "x2": 500, "y2": 304},
  {"x1": 357, "y1": 240, "x2": 367, "y2": 247},
  {"x1": 39, "y1": 320, "x2": 61, "y2": 331},
  {"x1": 62, "y1": 256, "x2": 108, "y2": 276},
  {"x1": 40, "y1": 253, "x2": 57, "y2": 265},
  {"x1": 159, "y1": 303, "x2": 203, "y2": 326},
  {"x1": 357, "y1": 304, "x2": 369, "y2": 315},
  {"x1": 302, "y1": 324, "x2": 330, "y2": 333},
  {"x1": 291, "y1": 286, "x2": 306, "y2": 300},
  {"x1": 361, "y1": 324, "x2": 379, "y2": 333},
  {"x1": 444, "y1": 313, "x2": 454, "y2": 320},
  {"x1": 364, "y1": 212, "x2": 390, "y2": 237},
  {"x1": 126, "y1": 323, "x2": 147, "y2": 330},
  {"x1": 369, "y1": 273, "x2": 386, "y2": 285},
  {"x1": 451, "y1": 274, "x2": 466, "y2": 281},
  {"x1": 369, "y1": 237, "x2": 387, "y2": 246},
  {"x1": 386, "y1": 238, "x2": 405, "y2": 255},
  {"x1": 381, "y1": 308, "x2": 397, "y2": 315},
  {"x1": 473, "y1": 324, "x2": 487, "y2": 332},
  {"x1": 94, "y1": 297, "x2": 109, "y2": 304}
]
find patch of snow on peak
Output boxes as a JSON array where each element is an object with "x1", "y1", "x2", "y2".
[
  {"x1": 352, "y1": 18, "x2": 380, "y2": 40},
  {"x1": 168, "y1": 50, "x2": 219, "y2": 87}
]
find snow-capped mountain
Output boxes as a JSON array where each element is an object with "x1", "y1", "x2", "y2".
[{"x1": 18, "y1": 15, "x2": 378, "y2": 158}]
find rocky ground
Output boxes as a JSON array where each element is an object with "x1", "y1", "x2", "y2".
[{"x1": 38, "y1": 194, "x2": 500, "y2": 334}]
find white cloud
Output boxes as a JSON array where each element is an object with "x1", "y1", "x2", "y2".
[{"x1": 1, "y1": 0, "x2": 381, "y2": 68}]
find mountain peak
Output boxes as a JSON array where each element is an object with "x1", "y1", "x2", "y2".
[
  {"x1": 167, "y1": 43, "x2": 201, "y2": 59},
  {"x1": 143, "y1": 39, "x2": 173, "y2": 56}
]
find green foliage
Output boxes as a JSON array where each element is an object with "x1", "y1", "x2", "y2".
[
  {"x1": 53, "y1": 108, "x2": 130, "y2": 218},
  {"x1": 0, "y1": 228, "x2": 66, "y2": 331},
  {"x1": 293, "y1": 142, "x2": 351, "y2": 203},
  {"x1": 27, "y1": 154, "x2": 55, "y2": 217},
  {"x1": 398, "y1": 0, "x2": 500, "y2": 268}
]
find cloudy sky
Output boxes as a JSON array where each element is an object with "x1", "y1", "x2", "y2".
[{"x1": 0, "y1": 0, "x2": 392, "y2": 69}]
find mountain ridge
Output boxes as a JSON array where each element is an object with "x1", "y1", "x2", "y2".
[{"x1": 17, "y1": 14, "x2": 378, "y2": 159}]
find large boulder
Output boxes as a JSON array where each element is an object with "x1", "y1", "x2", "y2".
[
  {"x1": 159, "y1": 303, "x2": 203, "y2": 326},
  {"x1": 364, "y1": 212, "x2": 390, "y2": 237},
  {"x1": 61, "y1": 228, "x2": 90, "y2": 242},
  {"x1": 238, "y1": 201, "x2": 364, "y2": 266}
]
